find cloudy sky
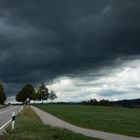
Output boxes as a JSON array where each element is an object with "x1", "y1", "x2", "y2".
[{"x1": 0, "y1": 0, "x2": 140, "y2": 102}]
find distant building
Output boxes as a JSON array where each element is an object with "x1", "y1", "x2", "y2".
[{"x1": 25, "y1": 98, "x2": 30, "y2": 105}]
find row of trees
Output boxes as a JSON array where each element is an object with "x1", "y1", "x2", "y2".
[
  {"x1": 82, "y1": 99, "x2": 113, "y2": 106},
  {"x1": 16, "y1": 83, "x2": 57, "y2": 104},
  {"x1": 81, "y1": 98, "x2": 140, "y2": 108},
  {"x1": 0, "y1": 80, "x2": 6, "y2": 105}
]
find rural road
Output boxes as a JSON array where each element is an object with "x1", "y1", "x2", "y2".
[
  {"x1": 31, "y1": 106, "x2": 140, "y2": 140},
  {"x1": 0, "y1": 105, "x2": 23, "y2": 134}
]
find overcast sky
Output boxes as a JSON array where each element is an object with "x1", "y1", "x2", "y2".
[{"x1": 0, "y1": 0, "x2": 140, "y2": 102}]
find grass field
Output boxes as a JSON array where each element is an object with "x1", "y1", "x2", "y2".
[
  {"x1": 0, "y1": 107, "x2": 99, "y2": 140},
  {"x1": 35, "y1": 104, "x2": 140, "y2": 137}
]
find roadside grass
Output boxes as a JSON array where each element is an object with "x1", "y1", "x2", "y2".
[
  {"x1": 35, "y1": 104, "x2": 140, "y2": 137},
  {"x1": 0, "y1": 105, "x2": 6, "y2": 109},
  {"x1": 0, "y1": 104, "x2": 10, "y2": 109},
  {"x1": 0, "y1": 105, "x2": 2, "y2": 108},
  {"x1": 0, "y1": 107, "x2": 99, "y2": 140}
]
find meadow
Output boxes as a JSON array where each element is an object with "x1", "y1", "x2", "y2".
[
  {"x1": 36, "y1": 104, "x2": 140, "y2": 137},
  {"x1": 0, "y1": 107, "x2": 99, "y2": 140}
]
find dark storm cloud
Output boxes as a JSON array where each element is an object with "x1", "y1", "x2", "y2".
[{"x1": 0, "y1": 0, "x2": 140, "y2": 96}]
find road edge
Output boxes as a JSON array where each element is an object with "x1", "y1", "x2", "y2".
[{"x1": 0, "y1": 106, "x2": 23, "y2": 135}]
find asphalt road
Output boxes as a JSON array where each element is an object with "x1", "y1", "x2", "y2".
[
  {"x1": 0, "y1": 105, "x2": 23, "y2": 133},
  {"x1": 32, "y1": 106, "x2": 140, "y2": 140}
]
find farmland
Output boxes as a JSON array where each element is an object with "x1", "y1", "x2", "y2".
[{"x1": 36, "y1": 104, "x2": 140, "y2": 137}]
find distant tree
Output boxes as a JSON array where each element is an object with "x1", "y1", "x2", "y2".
[
  {"x1": 99, "y1": 99, "x2": 110, "y2": 106},
  {"x1": 16, "y1": 84, "x2": 35, "y2": 103},
  {"x1": 89, "y1": 99, "x2": 98, "y2": 105},
  {"x1": 0, "y1": 80, "x2": 6, "y2": 105},
  {"x1": 49, "y1": 90, "x2": 57, "y2": 103},
  {"x1": 37, "y1": 83, "x2": 49, "y2": 103}
]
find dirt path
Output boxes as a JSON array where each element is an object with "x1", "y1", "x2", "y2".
[{"x1": 31, "y1": 106, "x2": 140, "y2": 140}]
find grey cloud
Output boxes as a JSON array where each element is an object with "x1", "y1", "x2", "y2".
[
  {"x1": 0, "y1": 0, "x2": 139, "y2": 97},
  {"x1": 99, "y1": 90, "x2": 127, "y2": 97}
]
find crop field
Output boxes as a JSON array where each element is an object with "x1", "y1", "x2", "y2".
[{"x1": 36, "y1": 104, "x2": 140, "y2": 137}]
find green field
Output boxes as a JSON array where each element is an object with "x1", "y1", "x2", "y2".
[
  {"x1": 35, "y1": 104, "x2": 140, "y2": 137},
  {"x1": 0, "y1": 107, "x2": 99, "y2": 140}
]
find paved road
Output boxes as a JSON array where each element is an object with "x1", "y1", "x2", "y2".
[
  {"x1": 0, "y1": 105, "x2": 23, "y2": 133},
  {"x1": 31, "y1": 106, "x2": 140, "y2": 140}
]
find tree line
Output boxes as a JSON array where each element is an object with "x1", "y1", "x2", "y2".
[
  {"x1": 81, "y1": 98, "x2": 140, "y2": 108},
  {"x1": 0, "y1": 80, "x2": 57, "y2": 105},
  {"x1": 0, "y1": 80, "x2": 6, "y2": 105},
  {"x1": 82, "y1": 99, "x2": 114, "y2": 106},
  {"x1": 16, "y1": 83, "x2": 57, "y2": 104}
]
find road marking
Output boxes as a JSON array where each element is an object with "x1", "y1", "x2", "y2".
[
  {"x1": 0, "y1": 119, "x2": 12, "y2": 130},
  {"x1": 0, "y1": 106, "x2": 17, "y2": 114},
  {"x1": 18, "y1": 106, "x2": 23, "y2": 113},
  {"x1": 0, "y1": 106, "x2": 23, "y2": 131}
]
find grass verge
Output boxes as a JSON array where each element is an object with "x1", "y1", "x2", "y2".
[
  {"x1": 35, "y1": 104, "x2": 140, "y2": 137},
  {"x1": 0, "y1": 106, "x2": 99, "y2": 140},
  {"x1": 0, "y1": 105, "x2": 9, "y2": 109}
]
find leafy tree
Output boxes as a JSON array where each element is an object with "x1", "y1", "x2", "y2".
[
  {"x1": 16, "y1": 84, "x2": 35, "y2": 103},
  {"x1": 37, "y1": 83, "x2": 49, "y2": 103},
  {"x1": 99, "y1": 99, "x2": 110, "y2": 106},
  {"x1": 89, "y1": 99, "x2": 98, "y2": 105},
  {"x1": 0, "y1": 80, "x2": 6, "y2": 105},
  {"x1": 49, "y1": 90, "x2": 57, "y2": 102},
  {"x1": 31, "y1": 92, "x2": 40, "y2": 101}
]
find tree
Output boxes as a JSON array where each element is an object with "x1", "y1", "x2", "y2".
[
  {"x1": 49, "y1": 90, "x2": 57, "y2": 103},
  {"x1": 31, "y1": 92, "x2": 39, "y2": 101},
  {"x1": 99, "y1": 99, "x2": 110, "y2": 106},
  {"x1": 37, "y1": 83, "x2": 49, "y2": 103},
  {"x1": 16, "y1": 84, "x2": 35, "y2": 103},
  {"x1": 0, "y1": 80, "x2": 6, "y2": 105},
  {"x1": 89, "y1": 98, "x2": 98, "y2": 105}
]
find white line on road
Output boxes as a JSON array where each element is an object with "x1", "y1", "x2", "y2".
[
  {"x1": 0, "y1": 106, "x2": 23, "y2": 132},
  {"x1": 18, "y1": 106, "x2": 23, "y2": 113},
  {"x1": 0, "y1": 119, "x2": 12, "y2": 130}
]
